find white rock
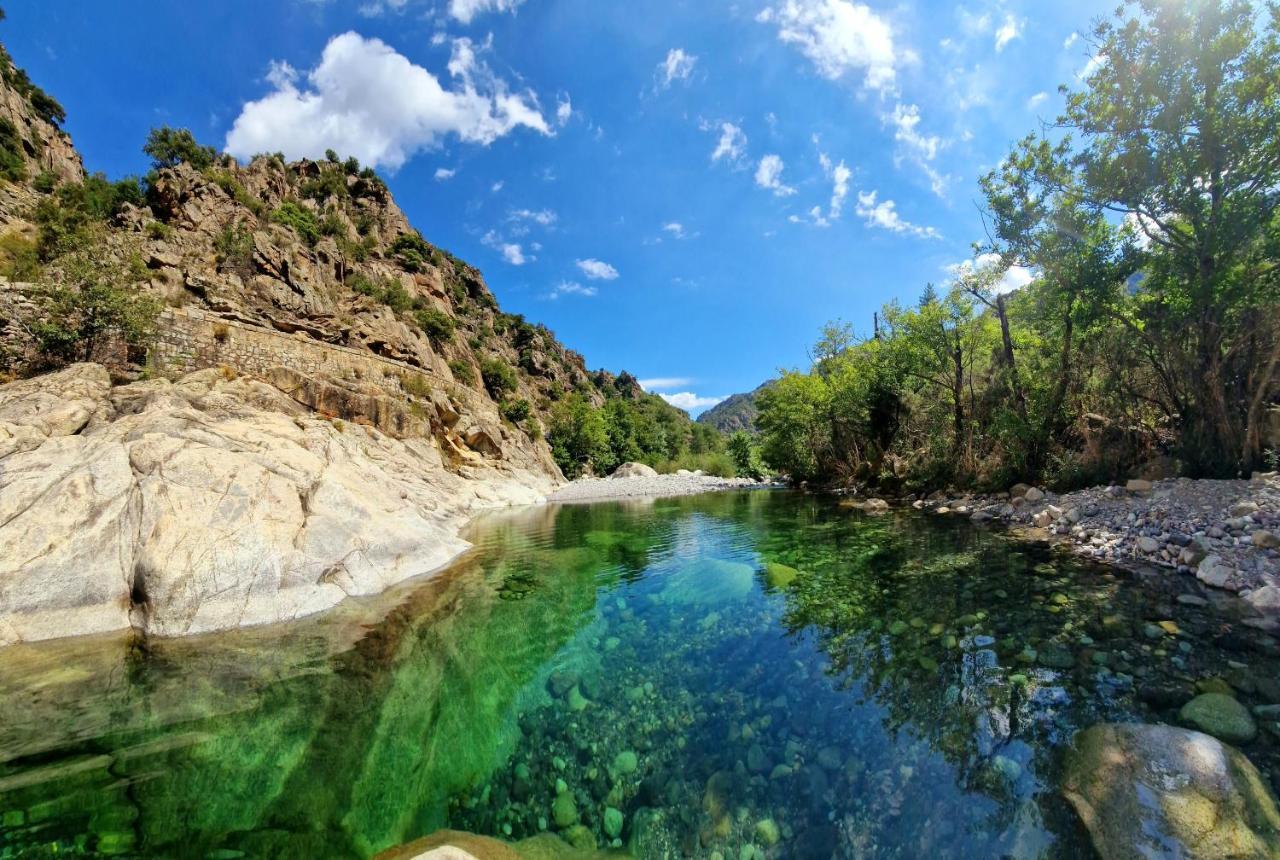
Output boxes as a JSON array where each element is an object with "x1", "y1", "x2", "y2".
[
  {"x1": 614, "y1": 462, "x2": 660, "y2": 479},
  {"x1": 1024, "y1": 487, "x2": 1046, "y2": 503},
  {"x1": 1251, "y1": 530, "x2": 1279, "y2": 549},
  {"x1": 1125, "y1": 479, "x2": 1153, "y2": 493},
  {"x1": 1137, "y1": 537, "x2": 1161, "y2": 554},
  {"x1": 1230, "y1": 501, "x2": 1260, "y2": 517},
  {"x1": 1196, "y1": 555, "x2": 1234, "y2": 589}
]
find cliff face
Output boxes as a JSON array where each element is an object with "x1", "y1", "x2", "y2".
[
  {"x1": 697, "y1": 382, "x2": 772, "y2": 434},
  {"x1": 0, "y1": 41, "x2": 605, "y2": 645}
]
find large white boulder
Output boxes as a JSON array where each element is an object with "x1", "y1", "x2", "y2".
[{"x1": 0, "y1": 365, "x2": 556, "y2": 645}]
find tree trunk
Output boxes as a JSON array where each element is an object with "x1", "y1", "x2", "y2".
[{"x1": 996, "y1": 294, "x2": 1028, "y2": 423}]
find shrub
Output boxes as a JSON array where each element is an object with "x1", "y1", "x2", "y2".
[
  {"x1": 214, "y1": 221, "x2": 253, "y2": 270},
  {"x1": 414, "y1": 307, "x2": 455, "y2": 343},
  {"x1": 0, "y1": 117, "x2": 24, "y2": 182},
  {"x1": 500, "y1": 398, "x2": 532, "y2": 423},
  {"x1": 32, "y1": 170, "x2": 57, "y2": 194},
  {"x1": 271, "y1": 202, "x2": 320, "y2": 246},
  {"x1": 144, "y1": 126, "x2": 217, "y2": 171},
  {"x1": 448, "y1": 359, "x2": 475, "y2": 384},
  {"x1": 480, "y1": 357, "x2": 518, "y2": 397},
  {"x1": 727, "y1": 431, "x2": 765, "y2": 479},
  {"x1": 145, "y1": 220, "x2": 173, "y2": 241},
  {"x1": 206, "y1": 169, "x2": 266, "y2": 216},
  {"x1": 33, "y1": 174, "x2": 145, "y2": 260},
  {"x1": 0, "y1": 232, "x2": 39, "y2": 280},
  {"x1": 30, "y1": 243, "x2": 160, "y2": 367},
  {"x1": 391, "y1": 232, "x2": 433, "y2": 272},
  {"x1": 301, "y1": 169, "x2": 348, "y2": 202},
  {"x1": 657, "y1": 451, "x2": 738, "y2": 478}
]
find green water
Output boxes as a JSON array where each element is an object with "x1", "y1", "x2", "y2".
[{"x1": 1, "y1": 491, "x2": 1277, "y2": 859}]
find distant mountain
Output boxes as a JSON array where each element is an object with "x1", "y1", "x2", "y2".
[{"x1": 697, "y1": 381, "x2": 773, "y2": 434}]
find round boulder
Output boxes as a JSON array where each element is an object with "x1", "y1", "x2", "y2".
[
  {"x1": 611, "y1": 462, "x2": 658, "y2": 479},
  {"x1": 1062, "y1": 724, "x2": 1280, "y2": 859},
  {"x1": 1180, "y1": 693, "x2": 1258, "y2": 744}
]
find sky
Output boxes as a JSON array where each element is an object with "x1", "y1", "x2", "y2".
[{"x1": 4, "y1": 0, "x2": 1114, "y2": 415}]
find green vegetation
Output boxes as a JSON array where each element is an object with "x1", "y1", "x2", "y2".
[
  {"x1": 33, "y1": 174, "x2": 145, "y2": 260},
  {"x1": 0, "y1": 116, "x2": 24, "y2": 182},
  {"x1": 727, "y1": 431, "x2": 765, "y2": 480},
  {"x1": 448, "y1": 359, "x2": 475, "y2": 385},
  {"x1": 414, "y1": 307, "x2": 455, "y2": 344},
  {"x1": 390, "y1": 232, "x2": 434, "y2": 273},
  {"x1": 214, "y1": 221, "x2": 254, "y2": 271},
  {"x1": 143, "y1": 126, "x2": 218, "y2": 171},
  {"x1": 480, "y1": 357, "x2": 518, "y2": 398},
  {"x1": 500, "y1": 397, "x2": 532, "y2": 424},
  {"x1": 757, "y1": 0, "x2": 1280, "y2": 487},
  {"x1": 0, "y1": 231, "x2": 37, "y2": 280},
  {"x1": 271, "y1": 202, "x2": 321, "y2": 246},
  {"x1": 0, "y1": 40, "x2": 64, "y2": 127},
  {"x1": 29, "y1": 239, "x2": 160, "y2": 367}
]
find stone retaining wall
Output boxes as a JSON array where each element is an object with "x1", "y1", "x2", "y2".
[{"x1": 150, "y1": 308, "x2": 481, "y2": 410}]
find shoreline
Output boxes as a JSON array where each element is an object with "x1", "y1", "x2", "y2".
[
  {"x1": 892, "y1": 473, "x2": 1280, "y2": 632},
  {"x1": 546, "y1": 472, "x2": 783, "y2": 504}
]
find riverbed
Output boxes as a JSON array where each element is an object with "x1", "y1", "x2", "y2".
[{"x1": 0, "y1": 491, "x2": 1277, "y2": 857}]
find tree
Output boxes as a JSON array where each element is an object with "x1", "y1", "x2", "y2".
[
  {"x1": 548, "y1": 394, "x2": 612, "y2": 478},
  {"x1": 144, "y1": 126, "x2": 218, "y2": 171},
  {"x1": 1044, "y1": 0, "x2": 1280, "y2": 474}
]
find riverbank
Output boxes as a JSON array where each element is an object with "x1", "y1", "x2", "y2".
[
  {"x1": 549, "y1": 472, "x2": 780, "y2": 504},
  {"x1": 908, "y1": 473, "x2": 1280, "y2": 630}
]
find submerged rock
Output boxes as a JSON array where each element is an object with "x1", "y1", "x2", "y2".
[
  {"x1": 1062, "y1": 724, "x2": 1280, "y2": 859},
  {"x1": 1180, "y1": 693, "x2": 1258, "y2": 744}
]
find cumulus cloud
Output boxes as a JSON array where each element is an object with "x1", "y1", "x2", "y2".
[
  {"x1": 659, "y1": 392, "x2": 728, "y2": 413},
  {"x1": 576, "y1": 258, "x2": 619, "y2": 280},
  {"x1": 946, "y1": 252, "x2": 1036, "y2": 294},
  {"x1": 1027, "y1": 91, "x2": 1048, "y2": 109},
  {"x1": 810, "y1": 150, "x2": 851, "y2": 225},
  {"x1": 547, "y1": 281, "x2": 597, "y2": 299},
  {"x1": 710, "y1": 122, "x2": 748, "y2": 164},
  {"x1": 449, "y1": 0, "x2": 525, "y2": 24},
  {"x1": 656, "y1": 48, "x2": 698, "y2": 89},
  {"x1": 434, "y1": 167, "x2": 456, "y2": 180},
  {"x1": 887, "y1": 103, "x2": 949, "y2": 196},
  {"x1": 760, "y1": 0, "x2": 901, "y2": 93},
  {"x1": 482, "y1": 230, "x2": 529, "y2": 265},
  {"x1": 1063, "y1": 32, "x2": 1079, "y2": 50},
  {"x1": 556, "y1": 93, "x2": 573, "y2": 126},
  {"x1": 638, "y1": 377, "x2": 694, "y2": 391},
  {"x1": 994, "y1": 14, "x2": 1022, "y2": 51},
  {"x1": 225, "y1": 32, "x2": 549, "y2": 170},
  {"x1": 510, "y1": 208, "x2": 557, "y2": 227},
  {"x1": 755, "y1": 154, "x2": 796, "y2": 196},
  {"x1": 662, "y1": 222, "x2": 687, "y2": 239},
  {"x1": 855, "y1": 190, "x2": 940, "y2": 239}
]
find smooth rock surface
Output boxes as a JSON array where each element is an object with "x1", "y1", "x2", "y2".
[
  {"x1": 1062, "y1": 723, "x2": 1280, "y2": 859},
  {"x1": 0, "y1": 365, "x2": 557, "y2": 646}
]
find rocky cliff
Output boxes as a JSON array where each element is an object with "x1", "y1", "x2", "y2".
[
  {"x1": 697, "y1": 381, "x2": 772, "y2": 434},
  {"x1": 0, "y1": 40, "x2": 604, "y2": 645}
]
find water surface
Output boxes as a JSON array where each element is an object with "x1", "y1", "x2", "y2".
[{"x1": 1, "y1": 491, "x2": 1277, "y2": 858}]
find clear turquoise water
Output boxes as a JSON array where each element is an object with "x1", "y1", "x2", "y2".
[{"x1": 0, "y1": 491, "x2": 1276, "y2": 858}]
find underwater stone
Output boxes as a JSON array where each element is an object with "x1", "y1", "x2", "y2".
[
  {"x1": 552, "y1": 791, "x2": 578, "y2": 828},
  {"x1": 888, "y1": 620, "x2": 908, "y2": 635},
  {"x1": 603, "y1": 806, "x2": 624, "y2": 839},
  {"x1": 754, "y1": 818, "x2": 781, "y2": 846},
  {"x1": 764, "y1": 562, "x2": 801, "y2": 589},
  {"x1": 613, "y1": 750, "x2": 638, "y2": 775},
  {"x1": 1179, "y1": 693, "x2": 1258, "y2": 744},
  {"x1": 1063, "y1": 724, "x2": 1280, "y2": 859}
]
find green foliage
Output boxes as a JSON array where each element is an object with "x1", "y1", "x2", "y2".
[
  {"x1": 0, "y1": 231, "x2": 38, "y2": 280},
  {"x1": 301, "y1": 169, "x2": 348, "y2": 202},
  {"x1": 144, "y1": 126, "x2": 217, "y2": 171},
  {"x1": 449, "y1": 359, "x2": 476, "y2": 385},
  {"x1": 480, "y1": 357, "x2": 518, "y2": 398},
  {"x1": 656, "y1": 451, "x2": 738, "y2": 478},
  {"x1": 727, "y1": 431, "x2": 765, "y2": 479},
  {"x1": 548, "y1": 393, "x2": 612, "y2": 478},
  {"x1": 390, "y1": 232, "x2": 434, "y2": 273},
  {"x1": 500, "y1": 398, "x2": 532, "y2": 424},
  {"x1": 33, "y1": 174, "x2": 144, "y2": 260},
  {"x1": 30, "y1": 240, "x2": 160, "y2": 367},
  {"x1": 214, "y1": 221, "x2": 253, "y2": 270},
  {"x1": 0, "y1": 46, "x2": 65, "y2": 126},
  {"x1": 0, "y1": 117, "x2": 25, "y2": 182},
  {"x1": 271, "y1": 202, "x2": 320, "y2": 246},
  {"x1": 206, "y1": 169, "x2": 266, "y2": 216},
  {"x1": 414, "y1": 307, "x2": 455, "y2": 343},
  {"x1": 31, "y1": 169, "x2": 57, "y2": 194}
]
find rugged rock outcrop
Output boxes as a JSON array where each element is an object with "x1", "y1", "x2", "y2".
[
  {"x1": 0, "y1": 364, "x2": 557, "y2": 645},
  {"x1": 1062, "y1": 723, "x2": 1280, "y2": 859}
]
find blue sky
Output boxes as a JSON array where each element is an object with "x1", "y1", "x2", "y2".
[{"x1": 5, "y1": 0, "x2": 1113, "y2": 414}]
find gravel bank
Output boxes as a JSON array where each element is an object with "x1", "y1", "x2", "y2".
[
  {"x1": 909, "y1": 473, "x2": 1280, "y2": 629},
  {"x1": 549, "y1": 474, "x2": 779, "y2": 503}
]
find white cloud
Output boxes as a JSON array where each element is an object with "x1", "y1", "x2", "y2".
[
  {"x1": 225, "y1": 33, "x2": 549, "y2": 170},
  {"x1": 434, "y1": 167, "x2": 456, "y2": 180},
  {"x1": 855, "y1": 190, "x2": 940, "y2": 239},
  {"x1": 659, "y1": 392, "x2": 728, "y2": 413},
  {"x1": 483, "y1": 230, "x2": 529, "y2": 265},
  {"x1": 356, "y1": 0, "x2": 409, "y2": 17},
  {"x1": 510, "y1": 208, "x2": 557, "y2": 227},
  {"x1": 887, "y1": 102, "x2": 949, "y2": 196},
  {"x1": 576, "y1": 258, "x2": 619, "y2": 280},
  {"x1": 491, "y1": 180, "x2": 505, "y2": 193},
  {"x1": 662, "y1": 222, "x2": 687, "y2": 239},
  {"x1": 755, "y1": 154, "x2": 796, "y2": 196},
  {"x1": 710, "y1": 122, "x2": 748, "y2": 164},
  {"x1": 994, "y1": 14, "x2": 1022, "y2": 51},
  {"x1": 1063, "y1": 32, "x2": 1079, "y2": 50},
  {"x1": 761, "y1": 0, "x2": 900, "y2": 93},
  {"x1": 812, "y1": 150, "x2": 851, "y2": 224},
  {"x1": 638, "y1": 377, "x2": 694, "y2": 390},
  {"x1": 946, "y1": 252, "x2": 1035, "y2": 294},
  {"x1": 449, "y1": 0, "x2": 525, "y2": 24},
  {"x1": 1027, "y1": 91, "x2": 1048, "y2": 109},
  {"x1": 556, "y1": 94, "x2": 573, "y2": 126},
  {"x1": 547, "y1": 281, "x2": 597, "y2": 299},
  {"x1": 1077, "y1": 53, "x2": 1105, "y2": 81},
  {"x1": 656, "y1": 48, "x2": 698, "y2": 89}
]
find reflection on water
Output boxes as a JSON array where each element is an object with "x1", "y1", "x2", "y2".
[{"x1": 0, "y1": 492, "x2": 1277, "y2": 858}]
